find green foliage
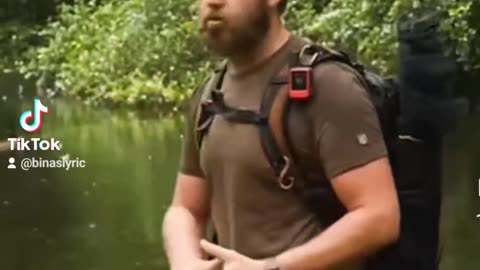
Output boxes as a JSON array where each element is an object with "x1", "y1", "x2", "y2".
[
  {"x1": 20, "y1": 0, "x2": 211, "y2": 109},
  {"x1": 0, "y1": 0, "x2": 68, "y2": 24},
  {"x1": 0, "y1": 0, "x2": 73, "y2": 72},
  {"x1": 16, "y1": 0, "x2": 480, "y2": 108},
  {"x1": 0, "y1": 24, "x2": 39, "y2": 72}
]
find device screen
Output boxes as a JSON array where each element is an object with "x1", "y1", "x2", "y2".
[{"x1": 292, "y1": 71, "x2": 308, "y2": 90}]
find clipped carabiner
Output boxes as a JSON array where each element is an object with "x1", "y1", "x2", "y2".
[{"x1": 278, "y1": 156, "x2": 295, "y2": 190}]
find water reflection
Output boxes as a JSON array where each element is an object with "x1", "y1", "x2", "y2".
[
  {"x1": 441, "y1": 115, "x2": 480, "y2": 269},
  {"x1": 1, "y1": 94, "x2": 183, "y2": 269}
]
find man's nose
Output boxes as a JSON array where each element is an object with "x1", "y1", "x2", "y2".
[{"x1": 204, "y1": 0, "x2": 225, "y2": 9}]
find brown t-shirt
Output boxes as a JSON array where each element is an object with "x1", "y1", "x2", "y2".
[{"x1": 179, "y1": 35, "x2": 387, "y2": 268}]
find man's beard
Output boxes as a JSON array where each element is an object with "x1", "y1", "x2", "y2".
[{"x1": 200, "y1": 6, "x2": 270, "y2": 57}]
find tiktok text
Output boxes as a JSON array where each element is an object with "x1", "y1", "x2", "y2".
[{"x1": 7, "y1": 138, "x2": 62, "y2": 151}]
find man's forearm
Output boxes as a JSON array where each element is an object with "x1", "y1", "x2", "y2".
[
  {"x1": 163, "y1": 206, "x2": 208, "y2": 269},
  {"x1": 275, "y1": 208, "x2": 399, "y2": 270}
]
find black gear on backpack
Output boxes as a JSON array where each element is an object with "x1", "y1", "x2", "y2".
[{"x1": 192, "y1": 8, "x2": 460, "y2": 270}]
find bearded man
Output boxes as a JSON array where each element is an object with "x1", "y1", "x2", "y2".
[{"x1": 162, "y1": 1, "x2": 400, "y2": 270}]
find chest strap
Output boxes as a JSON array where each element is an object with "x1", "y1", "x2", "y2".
[{"x1": 201, "y1": 90, "x2": 268, "y2": 125}]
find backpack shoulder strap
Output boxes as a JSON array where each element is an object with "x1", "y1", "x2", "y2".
[
  {"x1": 260, "y1": 61, "x2": 299, "y2": 189},
  {"x1": 263, "y1": 44, "x2": 360, "y2": 189},
  {"x1": 193, "y1": 61, "x2": 228, "y2": 151}
]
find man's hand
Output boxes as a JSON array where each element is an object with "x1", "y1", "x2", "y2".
[
  {"x1": 200, "y1": 240, "x2": 269, "y2": 270},
  {"x1": 179, "y1": 258, "x2": 223, "y2": 270}
]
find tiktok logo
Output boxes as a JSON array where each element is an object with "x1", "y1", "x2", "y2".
[{"x1": 19, "y1": 99, "x2": 50, "y2": 134}]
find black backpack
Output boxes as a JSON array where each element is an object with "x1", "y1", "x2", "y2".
[{"x1": 193, "y1": 9, "x2": 458, "y2": 270}]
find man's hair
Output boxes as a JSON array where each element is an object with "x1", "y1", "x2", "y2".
[{"x1": 278, "y1": 0, "x2": 287, "y2": 14}]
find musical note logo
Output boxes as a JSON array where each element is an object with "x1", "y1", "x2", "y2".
[{"x1": 19, "y1": 99, "x2": 50, "y2": 134}]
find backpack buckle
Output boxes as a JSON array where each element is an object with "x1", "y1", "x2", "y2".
[
  {"x1": 299, "y1": 45, "x2": 319, "y2": 66},
  {"x1": 278, "y1": 156, "x2": 295, "y2": 190}
]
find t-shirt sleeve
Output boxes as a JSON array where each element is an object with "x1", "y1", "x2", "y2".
[
  {"x1": 309, "y1": 63, "x2": 388, "y2": 180},
  {"x1": 178, "y1": 85, "x2": 206, "y2": 178}
]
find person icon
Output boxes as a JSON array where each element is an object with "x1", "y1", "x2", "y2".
[{"x1": 7, "y1": 157, "x2": 16, "y2": 169}]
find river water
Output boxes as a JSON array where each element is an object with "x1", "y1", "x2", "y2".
[{"x1": 0, "y1": 73, "x2": 479, "y2": 269}]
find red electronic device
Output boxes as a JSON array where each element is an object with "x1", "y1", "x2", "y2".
[{"x1": 288, "y1": 67, "x2": 312, "y2": 100}]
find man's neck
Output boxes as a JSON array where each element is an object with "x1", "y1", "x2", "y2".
[{"x1": 228, "y1": 27, "x2": 290, "y2": 76}]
